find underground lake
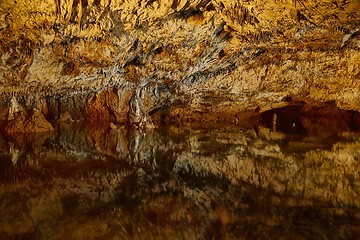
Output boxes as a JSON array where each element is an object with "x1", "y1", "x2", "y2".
[
  {"x1": 0, "y1": 106, "x2": 360, "y2": 239},
  {"x1": 1, "y1": 0, "x2": 360, "y2": 239}
]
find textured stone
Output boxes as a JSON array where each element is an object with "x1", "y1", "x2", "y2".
[
  {"x1": 58, "y1": 111, "x2": 75, "y2": 122},
  {"x1": 86, "y1": 87, "x2": 133, "y2": 123},
  {"x1": 1, "y1": 2, "x2": 360, "y2": 236},
  {"x1": 0, "y1": 0, "x2": 359, "y2": 125},
  {"x1": 2, "y1": 108, "x2": 54, "y2": 134}
]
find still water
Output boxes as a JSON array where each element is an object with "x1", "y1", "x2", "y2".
[{"x1": 0, "y1": 117, "x2": 360, "y2": 239}]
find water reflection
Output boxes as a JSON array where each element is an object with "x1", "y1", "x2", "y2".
[{"x1": 0, "y1": 120, "x2": 360, "y2": 239}]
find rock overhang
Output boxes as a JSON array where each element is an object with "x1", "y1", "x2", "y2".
[{"x1": 0, "y1": 0, "x2": 359, "y2": 132}]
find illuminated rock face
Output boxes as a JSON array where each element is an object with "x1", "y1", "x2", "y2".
[
  {"x1": 1, "y1": 3, "x2": 360, "y2": 238},
  {"x1": 0, "y1": 0, "x2": 359, "y2": 130}
]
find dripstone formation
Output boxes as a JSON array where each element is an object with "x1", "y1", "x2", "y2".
[{"x1": 0, "y1": 0, "x2": 359, "y2": 132}]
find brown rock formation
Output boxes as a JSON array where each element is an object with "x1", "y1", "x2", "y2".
[
  {"x1": 58, "y1": 111, "x2": 75, "y2": 122},
  {"x1": 86, "y1": 87, "x2": 132, "y2": 123},
  {"x1": 2, "y1": 108, "x2": 54, "y2": 134},
  {"x1": 0, "y1": 0, "x2": 359, "y2": 128},
  {"x1": 1, "y1": 97, "x2": 54, "y2": 134},
  {"x1": 1, "y1": 2, "x2": 360, "y2": 238}
]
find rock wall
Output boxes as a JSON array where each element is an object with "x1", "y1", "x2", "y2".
[{"x1": 0, "y1": 0, "x2": 359, "y2": 130}]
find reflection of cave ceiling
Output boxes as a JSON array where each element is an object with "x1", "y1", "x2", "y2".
[
  {"x1": 1, "y1": 123, "x2": 360, "y2": 239},
  {"x1": 1, "y1": 3, "x2": 360, "y2": 238},
  {"x1": 0, "y1": 0, "x2": 359, "y2": 124}
]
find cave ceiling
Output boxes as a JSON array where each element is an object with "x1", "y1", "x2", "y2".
[{"x1": 0, "y1": 0, "x2": 359, "y2": 126}]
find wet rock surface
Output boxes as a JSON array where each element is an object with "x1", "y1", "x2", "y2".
[
  {"x1": 1, "y1": 97, "x2": 54, "y2": 134},
  {"x1": 0, "y1": 117, "x2": 360, "y2": 239},
  {"x1": 0, "y1": 1, "x2": 360, "y2": 239},
  {"x1": 0, "y1": 0, "x2": 359, "y2": 127}
]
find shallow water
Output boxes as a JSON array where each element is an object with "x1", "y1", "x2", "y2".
[{"x1": 0, "y1": 119, "x2": 360, "y2": 239}]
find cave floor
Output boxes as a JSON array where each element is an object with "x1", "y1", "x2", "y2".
[{"x1": 0, "y1": 117, "x2": 360, "y2": 240}]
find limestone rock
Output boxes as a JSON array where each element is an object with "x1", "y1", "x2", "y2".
[
  {"x1": 5, "y1": 97, "x2": 25, "y2": 121},
  {"x1": 58, "y1": 111, "x2": 75, "y2": 123},
  {"x1": 86, "y1": 87, "x2": 132, "y2": 123},
  {"x1": 0, "y1": 0, "x2": 359, "y2": 122},
  {"x1": 129, "y1": 91, "x2": 155, "y2": 129},
  {"x1": 3, "y1": 108, "x2": 54, "y2": 134}
]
